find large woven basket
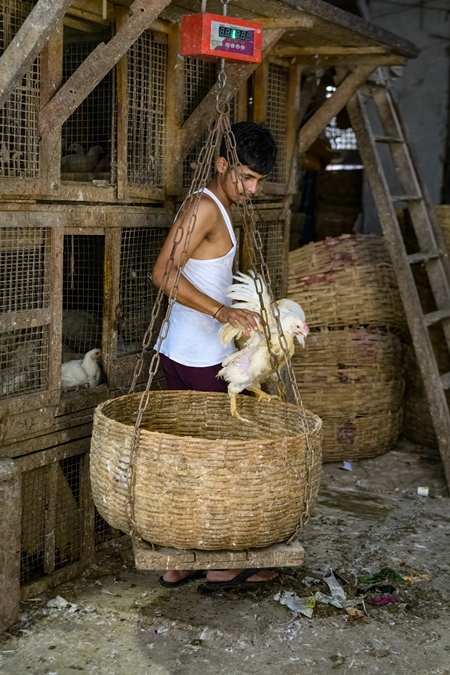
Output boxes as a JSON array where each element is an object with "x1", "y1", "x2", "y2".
[
  {"x1": 288, "y1": 234, "x2": 406, "y2": 333},
  {"x1": 292, "y1": 328, "x2": 404, "y2": 461},
  {"x1": 90, "y1": 391, "x2": 323, "y2": 550}
]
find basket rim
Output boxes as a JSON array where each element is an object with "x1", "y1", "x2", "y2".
[{"x1": 94, "y1": 390, "x2": 323, "y2": 447}]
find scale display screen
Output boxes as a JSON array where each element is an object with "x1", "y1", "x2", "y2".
[
  {"x1": 218, "y1": 26, "x2": 252, "y2": 42},
  {"x1": 211, "y1": 20, "x2": 255, "y2": 56}
]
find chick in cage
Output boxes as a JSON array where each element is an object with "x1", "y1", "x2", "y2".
[
  {"x1": 61, "y1": 348, "x2": 102, "y2": 391},
  {"x1": 61, "y1": 145, "x2": 105, "y2": 173},
  {"x1": 0, "y1": 332, "x2": 43, "y2": 398}
]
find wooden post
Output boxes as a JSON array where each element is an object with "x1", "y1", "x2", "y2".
[
  {"x1": 179, "y1": 29, "x2": 284, "y2": 158},
  {"x1": 252, "y1": 59, "x2": 268, "y2": 125},
  {"x1": 0, "y1": 0, "x2": 73, "y2": 110},
  {"x1": 38, "y1": 0, "x2": 173, "y2": 137},
  {"x1": 0, "y1": 459, "x2": 21, "y2": 633},
  {"x1": 298, "y1": 65, "x2": 376, "y2": 155},
  {"x1": 165, "y1": 23, "x2": 184, "y2": 196},
  {"x1": 115, "y1": 6, "x2": 129, "y2": 201}
]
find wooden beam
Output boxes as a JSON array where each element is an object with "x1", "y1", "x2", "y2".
[
  {"x1": 298, "y1": 65, "x2": 376, "y2": 155},
  {"x1": 299, "y1": 54, "x2": 407, "y2": 67},
  {"x1": 39, "y1": 0, "x2": 172, "y2": 137},
  {"x1": 180, "y1": 29, "x2": 284, "y2": 159},
  {"x1": 258, "y1": 16, "x2": 315, "y2": 29},
  {"x1": 0, "y1": 0, "x2": 73, "y2": 110},
  {"x1": 272, "y1": 46, "x2": 390, "y2": 56}
]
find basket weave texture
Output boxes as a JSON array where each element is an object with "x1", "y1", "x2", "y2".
[
  {"x1": 90, "y1": 391, "x2": 323, "y2": 550},
  {"x1": 292, "y1": 328, "x2": 403, "y2": 461},
  {"x1": 288, "y1": 234, "x2": 406, "y2": 333}
]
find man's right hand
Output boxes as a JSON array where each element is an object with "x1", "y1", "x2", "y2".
[{"x1": 215, "y1": 306, "x2": 261, "y2": 335}]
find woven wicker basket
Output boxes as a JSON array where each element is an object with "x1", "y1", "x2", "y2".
[
  {"x1": 320, "y1": 408, "x2": 403, "y2": 462},
  {"x1": 292, "y1": 328, "x2": 404, "y2": 461},
  {"x1": 288, "y1": 234, "x2": 406, "y2": 333},
  {"x1": 90, "y1": 391, "x2": 323, "y2": 550}
]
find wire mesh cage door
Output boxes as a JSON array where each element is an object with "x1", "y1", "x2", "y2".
[
  {"x1": 61, "y1": 22, "x2": 115, "y2": 182},
  {"x1": 126, "y1": 28, "x2": 168, "y2": 197},
  {"x1": 0, "y1": 225, "x2": 56, "y2": 406},
  {"x1": 62, "y1": 233, "x2": 104, "y2": 360},
  {"x1": 18, "y1": 445, "x2": 94, "y2": 596},
  {"x1": 0, "y1": 0, "x2": 42, "y2": 193}
]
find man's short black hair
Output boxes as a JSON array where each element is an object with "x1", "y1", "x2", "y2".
[{"x1": 220, "y1": 121, "x2": 277, "y2": 176}]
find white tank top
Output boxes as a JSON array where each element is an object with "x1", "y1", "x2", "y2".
[{"x1": 158, "y1": 188, "x2": 237, "y2": 367}]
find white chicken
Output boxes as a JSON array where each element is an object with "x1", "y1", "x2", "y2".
[
  {"x1": 61, "y1": 348, "x2": 102, "y2": 391},
  {"x1": 218, "y1": 271, "x2": 308, "y2": 422}
]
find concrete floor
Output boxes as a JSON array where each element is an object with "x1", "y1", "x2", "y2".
[{"x1": 1, "y1": 438, "x2": 450, "y2": 675}]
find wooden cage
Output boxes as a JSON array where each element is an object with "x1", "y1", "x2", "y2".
[{"x1": 0, "y1": 0, "x2": 417, "y2": 632}]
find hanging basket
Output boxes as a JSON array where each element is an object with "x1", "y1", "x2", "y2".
[{"x1": 90, "y1": 391, "x2": 323, "y2": 550}]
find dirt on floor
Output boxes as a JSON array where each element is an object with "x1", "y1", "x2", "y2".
[{"x1": 1, "y1": 438, "x2": 450, "y2": 675}]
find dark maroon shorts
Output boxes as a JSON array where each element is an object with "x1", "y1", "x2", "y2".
[{"x1": 159, "y1": 353, "x2": 228, "y2": 393}]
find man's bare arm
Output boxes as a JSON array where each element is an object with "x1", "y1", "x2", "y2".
[{"x1": 152, "y1": 199, "x2": 260, "y2": 334}]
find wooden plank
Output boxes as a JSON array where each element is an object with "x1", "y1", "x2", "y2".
[
  {"x1": 13, "y1": 438, "x2": 91, "y2": 472},
  {"x1": 0, "y1": 0, "x2": 73, "y2": 110},
  {"x1": 103, "y1": 228, "x2": 122, "y2": 383},
  {"x1": 258, "y1": 16, "x2": 315, "y2": 29},
  {"x1": 133, "y1": 538, "x2": 304, "y2": 570},
  {"x1": 0, "y1": 459, "x2": 21, "y2": 633},
  {"x1": 47, "y1": 228, "x2": 64, "y2": 393},
  {"x1": 165, "y1": 22, "x2": 184, "y2": 196},
  {"x1": 43, "y1": 463, "x2": 57, "y2": 574},
  {"x1": 275, "y1": 46, "x2": 390, "y2": 55},
  {"x1": 115, "y1": 6, "x2": 129, "y2": 201},
  {"x1": 179, "y1": 29, "x2": 285, "y2": 158},
  {"x1": 252, "y1": 59, "x2": 268, "y2": 125},
  {"x1": 282, "y1": 0, "x2": 418, "y2": 58},
  {"x1": 0, "y1": 308, "x2": 51, "y2": 333},
  {"x1": 298, "y1": 65, "x2": 376, "y2": 155},
  {"x1": 39, "y1": 20, "x2": 63, "y2": 197},
  {"x1": 279, "y1": 53, "x2": 407, "y2": 67},
  {"x1": 21, "y1": 560, "x2": 87, "y2": 601},
  {"x1": 80, "y1": 451, "x2": 96, "y2": 565},
  {"x1": 39, "y1": 0, "x2": 172, "y2": 137},
  {"x1": 6, "y1": 430, "x2": 92, "y2": 462}
]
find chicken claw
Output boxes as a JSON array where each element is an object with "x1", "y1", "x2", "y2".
[
  {"x1": 230, "y1": 394, "x2": 251, "y2": 423},
  {"x1": 246, "y1": 386, "x2": 281, "y2": 404}
]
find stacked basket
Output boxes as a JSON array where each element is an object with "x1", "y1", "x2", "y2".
[{"x1": 288, "y1": 234, "x2": 407, "y2": 462}]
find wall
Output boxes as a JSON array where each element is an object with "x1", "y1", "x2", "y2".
[{"x1": 365, "y1": 0, "x2": 450, "y2": 205}]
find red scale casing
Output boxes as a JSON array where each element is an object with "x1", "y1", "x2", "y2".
[{"x1": 181, "y1": 13, "x2": 263, "y2": 63}]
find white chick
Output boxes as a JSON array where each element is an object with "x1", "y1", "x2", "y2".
[
  {"x1": 61, "y1": 146, "x2": 104, "y2": 173},
  {"x1": 61, "y1": 348, "x2": 102, "y2": 391}
]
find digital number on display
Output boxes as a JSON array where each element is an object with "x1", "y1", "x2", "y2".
[{"x1": 218, "y1": 25, "x2": 252, "y2": 41}]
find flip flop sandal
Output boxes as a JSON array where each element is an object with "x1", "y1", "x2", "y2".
[
  {"x1": 199, "y1": 568, "x2": 277, "y2": 592},
  {"x1": 159, "y1": 569, "x2": 206, "y2": 588}
]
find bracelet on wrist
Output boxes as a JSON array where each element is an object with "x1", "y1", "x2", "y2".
[{"x1": 213, "y1": 304, "x2": 224, "y2": 320}]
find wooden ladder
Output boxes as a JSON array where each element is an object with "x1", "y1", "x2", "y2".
[{"x1": 345, "y1": 69, "x2": 450, "y2": 489}]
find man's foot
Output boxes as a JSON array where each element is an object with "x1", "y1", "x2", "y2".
[
  {"x1": 159, "y1": 569, "x2": 205, "y2": 588},
  {"x1": 199, "y1": 568, "x2": 279, "y2": 592}
]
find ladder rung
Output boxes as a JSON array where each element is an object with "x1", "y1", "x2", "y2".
[
  {"x1": 441, "y1": 372, "x2": 450, "y2": 390},
  {"x1": 374, "y1": 135, "x2": 402, "y2": 143},
  {"x1": 407, "y1": 250, "x2": 443, "y2": 264},
  {"x1": 424, "y1": 308, "x2": 450, "y2": 326},
  {"x1": 390, "y1": 194, "x2": 422, "y2": 202}
]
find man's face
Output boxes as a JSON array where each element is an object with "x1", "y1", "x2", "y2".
[{"x1": 218, "y1": 159, "x2": 268, "y2": 202}]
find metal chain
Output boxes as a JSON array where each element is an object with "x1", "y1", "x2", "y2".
[
  {"x1": 221, "y1": 113, "x2": 316, "y2": 531},
  {"x1": 124, "y1": 113, "x2": 229, "y2": 537}
]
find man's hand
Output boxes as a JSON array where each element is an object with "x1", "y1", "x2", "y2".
[{"x1": 215, "y1": 305, "x2": 261, "y2": 335}]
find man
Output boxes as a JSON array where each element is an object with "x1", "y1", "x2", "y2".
[{"x1": 152, "y1": 121, "x2": 278, "y2": 591}]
